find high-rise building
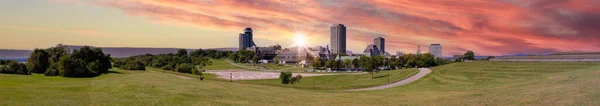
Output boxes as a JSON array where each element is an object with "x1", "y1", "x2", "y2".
[
  {"x1": 416, "y1": 45, "x2": 421, "y2": 55},
  {"x1": 374, "y1": 37, "x2": 385, "y2": 54},
  {"x1": 239, "y1": 28, "x2": 256, "y2": 50},
  {"x1": 330, "y1": 24, "x2": 346, "y2": 54},
  {"x1": 429, "y1": 44, "x2": 443, "y2": 58}
]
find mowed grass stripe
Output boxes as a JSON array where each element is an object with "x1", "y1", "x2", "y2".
[
  {"x1": 240, "y1": 69, "x2": 419, "y2": 90},
  {"x1": 1, "y1": 61, "x2": 600, "y2": 105}
]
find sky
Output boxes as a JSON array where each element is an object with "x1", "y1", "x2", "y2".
[{"x1": 0, "y1": 0, "x2": 599, "y2": 56}]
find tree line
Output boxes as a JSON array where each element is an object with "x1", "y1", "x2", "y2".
[
  {"x1": 0, "y1": 44, "x2": 113, "y2": 77},
  {"x1": 114, "y1": 49, "x2": 217, "y2": 76},
  {"x1": 311, "y1": 53, "x2": 452, "y2": 78}
]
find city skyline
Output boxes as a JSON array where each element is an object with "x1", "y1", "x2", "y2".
[{"x1": 1, "y1": 0, "x2": 599, "y2": 56}]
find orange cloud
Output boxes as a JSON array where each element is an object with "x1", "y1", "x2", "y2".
[{"x1": 91, "y1": 0, "x2": 600, "y2": 56}]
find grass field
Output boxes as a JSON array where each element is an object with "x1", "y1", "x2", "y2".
[
  {"x1": 239, "y1": 69, "x2": 419, "y2": 90},
  {"x1": 1, "y1": 61, "x2": 600, "y2": 105},
  {"x1": 201, "y1": 59, "x2": 258, "y2": 71}
]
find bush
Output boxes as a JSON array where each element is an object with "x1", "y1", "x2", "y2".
[
  {"x1": 0, "y1": 61, "x2": 30, "y2": 75},
  {"x1": 279, "y1": 71, "x2": 292, "y2": 84},
  {"x1": 112, "y1": 59, "x2": 125, "y2": 68},
  {"x1": 161, "y1": 65, "x2": 173, "y2": 71},
  {"x1": 175, "y1": 63, "x2": 196, "y2": 74},
  {"x1": 192, "y1": 67, "x2": 202, "y2": 75},
  {"x1": 0, "y1": 66, "x2": 8, "y2": 74},
  {"x1": 44, "y1": 63, "x2": 60, "y2": 76},
  {"x1": 119, "y1": 60, "x2": 145, "y2": 71}
]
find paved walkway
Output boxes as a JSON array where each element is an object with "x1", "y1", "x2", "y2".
[
  {"x1": 346, "y1": 68, "x2": 432, "y2": 91},
  {"x1": 223, "y1": 60, "x2": 298, "y2": 72},
  {"x1": 206, "y1": 71, "x2": 331, "y2": 80}
]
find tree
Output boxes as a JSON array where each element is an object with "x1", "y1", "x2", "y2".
[
  {"x1": 279, "y1": 71, "x2": 293, "y2": 84},
  {"x1": 274, "y1": 58, "x2": 280, "y2": 64},
  {"x1": 252, "y1": 56, "x2": 260, "y2": 64},
  {"x1": 332, "y1": 60, "x2": 342, "y2": 69},
  {"x1": 176, "y1": 49, "x2": 188, "y2": 57},
  {"x1": 58, "y1": 55, "x2": 89, "y2": 77},
  {"x1": 311, "y1": 57, "x2": 322, "y2": 69},
  {"x1": 417, "y1": 53, "x2": 436, "y2": 67},
  {"x1": 71, "y1": 46, "x2": 112, "y2": 73},
  {"x1": 343, "y1": 59, "x2": 352, "y2": 68},
  {"x1": 352, "y1": 58, "x2": 360, "y2": 68},
  {"x1": 435, "y1": 57, "x2": 450, "y2": 66},
  {"x1": 464, "y1": 51, "x2": 475, "y2": 60},
  {"x1": 1, "y1": 61, "x2": 29, "y2": 75},
  {"x1": 359, "y1": 56, "x2": 376, "y2": 79},
  {"x1": 325, "y1": 60, "x2": 334, "y2": 69},
  {"x1": 27, "y1": 49, "x2": 50, "y2": 74},
  {"x1": 290, "y1": 75, "x2": 303, "y2": 85},
  {"x1": 229, "y1": 50, "x2": 255, "y2": 63},
  {"x1": 46, "y1": 44, "x2": 69, "y2": 74},
  {"x1": 192, "y1": 57, "x2": 212, "y2": 69}
]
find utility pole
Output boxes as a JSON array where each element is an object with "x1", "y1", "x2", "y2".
[
  {"x1": 387, "y1": 73, "x2": 390, "y2": 84},
  {"x1": 313, "y1": 81, "x2": 315, "y2": 90}
]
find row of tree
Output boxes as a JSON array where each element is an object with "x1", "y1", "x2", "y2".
[
  {"x1": 228, "y1": 50, "x2": 256, "y2": 63},
  {"x1": 12, "y1": 44, "x2": 114, "y2": 77},
  {"x1": 0, "y1": 60, "x2": 29, "y2": 75},
  {"x1": 116, "y1": 49, "x2": 212, "y2": 76},
  {"x1": 311, "y1": 53, "x2": 452, "y2": 79},
  {"x1": 312, "y1": 53, "x2": 451, "y2": 70}
]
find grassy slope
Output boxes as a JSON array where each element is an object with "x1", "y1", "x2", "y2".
[
  {"x1": 240, "y1": 69, "x2": 419, "y2": 90},
  {"x1": 201, "y1": 59, "x2": 257, "y2": 71},
  {"x1": 0, "y1": 61, "x2": 599, "y2": 105}
]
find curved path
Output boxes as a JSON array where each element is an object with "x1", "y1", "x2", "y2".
[
  {"x1": 223, "y1": 60, "x2": 298, "y2": 72},
  {"x1": 346, "y1": 68, "x2": 432, "y2": 91}
]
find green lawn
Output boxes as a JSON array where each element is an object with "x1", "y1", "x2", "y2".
[
  {"x1": 201, "y1": 59, "x2": 258, "y2": 71},
  {"x1": 1, "y1": 61, "x2": 600, "y2": 105},
  {"x1": 239, "y1": 69, "x2": 419, "y2": 90}
]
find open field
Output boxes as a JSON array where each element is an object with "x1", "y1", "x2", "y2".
[
  {"x1": 201, "y1": 59, "x2": 258, "y2": 71},
  {"x1": 240, "y1": 69, "x2": 419, "y2": 90},
  {"x1": 1, "y1": 61, "x2": 600, "y2": 105}
]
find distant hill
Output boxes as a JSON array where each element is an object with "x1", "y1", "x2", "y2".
[
  {"x1": 0, "y1": 45, "x2": 238, "y2": 58},
  {"x1": 0, "y1": 49, "x2": 32, "y2": 58}
]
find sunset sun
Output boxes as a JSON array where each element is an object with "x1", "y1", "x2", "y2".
[{"x1": 293, "y1": 33, "x2": 307, "y2": 46}]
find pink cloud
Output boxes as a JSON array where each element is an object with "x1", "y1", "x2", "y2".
[{"x1": 89, "y1": 0, "x2": 600, "y2": 56}]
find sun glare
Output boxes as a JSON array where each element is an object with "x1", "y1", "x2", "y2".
[{"x1": 294, "y1": 33, "x2": 307, "y2": 46}]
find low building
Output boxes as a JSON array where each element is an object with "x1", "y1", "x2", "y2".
[
  {"x1": 274, "y1": 46, "x2": 332, "y2": 64},
  {"x1": 363, "y1": 44, "x2": 380, "y2": 56}
]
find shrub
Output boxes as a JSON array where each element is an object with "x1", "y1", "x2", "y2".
[
  {"x1": 0, "y1": 61, "x2": 30, "y2": 75},
  {"x1": 112, "y1": 59, "x2": 125, "y2": 68},
  {"x1": 119, "y1": 60, "x2": 145, "y2": 71},
  {"x1": 191, "y1": 67, "x2": 202, "y2": 75},
  {"x1": 279, "y1": 71, "x2": 292, "y2": 84},
  {"x1": 290, "y1": 75, "x2": 303, "y2": 85},
  {"x1": 161, "y1": 65, "x2": 173, "y2": 71},
  {"x1": 44, "y1": 63, "x2": 60, "y2": 76},
  {"x1": 175, "y1": 63, "x2": 195, "y2": 74},
  {"x1": 0, "y1": 66, "x2": 9, "y2": 74}
]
